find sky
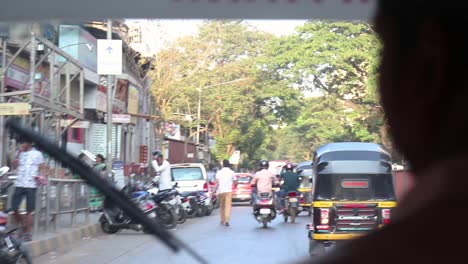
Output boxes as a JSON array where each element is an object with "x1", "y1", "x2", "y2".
[
  {"x1": 127, "y1": 19, "x2": 306, "y2": 43},
  {"x1": 125, "y1": 19, "x2": 307, "y2": 58}
]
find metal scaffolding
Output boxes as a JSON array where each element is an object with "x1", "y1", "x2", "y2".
[{"x1": 0, "y1": 33, "x2": 85, "y2": 171}]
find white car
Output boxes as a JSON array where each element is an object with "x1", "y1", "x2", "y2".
[{"x1": 170, "y1": 163, "x2": 213, "y2": 207}]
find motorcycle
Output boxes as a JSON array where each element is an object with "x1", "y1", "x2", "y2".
[
  {"x1": 0, "y1": 167, "x2": 32, "y2": 264},
  {"x1": 209, "y1": 181, "x2": 219, "y2": 209},
  {"x1": 196, "y1": 191, "x2": 211, "y2": 217},
  {"x1": 253, "y1": 192, "x2": 277, "y2": 228},
  {"x1": 171, "y1": 186, "x2": 188, "y2": 224},
  {"x1": 144, "y1": 183, "x2": 179, "y2": 229},
  {"x1": 282, "y1": 191, "x2": 300, "y2": 223},
  {"x1": 99, "y1": 189, "x2": 158, "y2": 234},
  {"x1": 178, "y1": 192, "x2": 200, "y2": 219}
]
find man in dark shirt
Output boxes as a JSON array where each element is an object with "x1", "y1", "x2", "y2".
[{"x1": 277, "y1": 162, "x2": 299, "y2": 212}]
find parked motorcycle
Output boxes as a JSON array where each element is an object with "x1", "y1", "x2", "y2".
[
  {"x1": 144, "y1": 183, "x2": 179, "y2": 229},
  {"x1": 0, "y1": 167, "x2": 32, "y2": 264},
  {"x1": 178, "y1": 192, "x2": 200, "y2": 219},
  {"x1": 170, "y1": 187, "x2": 188, "y2": 224},
  {"x1": 179, "y1": 191, "x2": 210, "y2": 217},
  {"x1": 282, "y1": 191, "x2": 300, "y2": 223},
  {"x1": 146, "y1": 182, "x2": 188, "y2": 224},
  {"x1": 196, "y1": 191, "x2": 212, "y2": 217},
  {"x1": 209, "y1": 181, "x2": 219, "y2": 209},
  {"x1": 253, "y1": 192, "x2": 277, "y2": 228},
  {"x1": 99, "y1": 189, "x2": 158, "y2": 234}
]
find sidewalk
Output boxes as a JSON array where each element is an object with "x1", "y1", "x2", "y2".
[{"x1": 22, "y1": 212, "x2": 102, "y2": 258}]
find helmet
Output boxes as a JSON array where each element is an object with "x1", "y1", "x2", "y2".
[
  {"x1": 152, "y1": 150, "x2": 163, "y2": 157},
  {"x1": 285, "y1": 162, "x2": 294, "y2": 171},
  {"x1": 259, "y1": 160, "x2": 269, "y2": 169}
]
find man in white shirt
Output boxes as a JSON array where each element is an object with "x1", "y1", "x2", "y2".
[
  {"x1": 215, "y1": 160, "x2": 237, "y2": 226},
  {"x1": 12, "y1": 139, "x2": 45, "y2": 241},
  {"x1": 151, "y1": 150, "x2": 172, "y2": 191}
]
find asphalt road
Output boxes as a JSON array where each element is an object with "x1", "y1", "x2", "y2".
[{"x1": 35, "y1": 205, "x2": 313, "y2": 264}]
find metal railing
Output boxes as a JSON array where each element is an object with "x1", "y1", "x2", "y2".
[{"x1": 33, "y1": 178, "x2": 90, "y2": 237}]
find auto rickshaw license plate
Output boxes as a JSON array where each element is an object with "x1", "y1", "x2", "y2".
[{"x1": 289, "y1": 198, "x2": 298, "y2": 202}]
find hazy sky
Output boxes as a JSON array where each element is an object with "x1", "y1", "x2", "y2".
[
  {"x1": 125, "y1": 19, "x2": 307, "y2": 56},
  {"x1": 128, "y1": 19, "x2": 306, "y2": 41}
]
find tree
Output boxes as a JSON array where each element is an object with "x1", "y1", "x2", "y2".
[
  {"x1": 149, "y1": 20, "x2": 301, "y2": 162},
  {"x1": 263, "y1": 21, "x2": 384, "y2": 157}
]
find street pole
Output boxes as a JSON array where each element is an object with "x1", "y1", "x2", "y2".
[
  {"x1": 194, "y1": 78, "x2": 245, "y2": 162},
  {"x1": 196, "y1": 87, "x2": 202, "y2": 146},
  {"x1": 106, "y1": 19, "x2": 113, "y2": 176},
  {"x1": 147, "y1": 87, "x2": 153, "y2": 179},
  {"x1": 0, "y1": 38, "x2": 7, "y2": 166}
]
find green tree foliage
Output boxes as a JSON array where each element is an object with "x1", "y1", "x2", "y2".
[
  {"x1": 149, "y1": 21, "x2": 301, "y2": 162},
  {"x1": 149, "y1": 20, "x2": 384, "y2": 164},
  {"x1": 262, "y1": 21, "x2": 384, "y2": 159}
]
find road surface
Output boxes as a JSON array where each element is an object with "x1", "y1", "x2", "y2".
[{"x1": 35, "y1": 205, "x2": 313, "y2": 264}]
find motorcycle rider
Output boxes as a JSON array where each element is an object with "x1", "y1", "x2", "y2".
[
  {"x1": 251, "y1": 160, "x2": 279, "y2": 204},
  {"x1": 277, "y1": 162, "x2": 300, "y2": 212},
  {"x1": 151, "y1": 150, "x2": 172, "y2": 191}
]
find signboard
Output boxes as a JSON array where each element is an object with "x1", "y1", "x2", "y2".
[
  {"x1": 105, "y1": 114, "x2": 131, "y2": 123},
  {"x1": 89, "y1": 124, "x2": 106, "y2": 156},
  {"x1": 59, "y1": 25, "x2": 98, "y2": 71},
  {"x1": 5, "y1": 64, "x2": 29, "y2": 90},
  {"x1": 60, "y1": 120, "x2": 91, "y2": 129},
  {"x1": 97, "y1": 39, "x2": 122, "y2": 75},
  {"x1": 0, "y1": 103, "x2": 31, "y2": 115},
  {"x1": 115, "y1": 79, "x2": 129, "y2": 103},
  {"x1": 127, "y1": 85, "x2": 139, "y2": 115},
  {"x1": 164, "y1": 122, "x2": 181, "y2": 140},
  {"x1": 96, "y1": 85, "x2": 107, "y2": 112},
  {"x1": 89, "y1": 124, "x2": 122, "y2": 159},
  {"x1": 139, "y1": 145, "x2": 148, "y2": 164}
]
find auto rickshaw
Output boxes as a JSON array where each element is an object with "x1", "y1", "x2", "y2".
[
  {"x1": 296, "y1": 161, "x2": 313, "y2": 216},
  {"x1": 308, "y1": 142, "x2": 397, "y2": 256}
]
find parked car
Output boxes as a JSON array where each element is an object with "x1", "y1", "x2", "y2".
[
  {"x1": 232, "y1": 173, "x2": 253, "y2": 202},
  {"x1": 170, "y1": 163, "x2": 214, "y2": 213},
  {"x1": 170, "y1": 163, "x2": 209, "y2": 192}
]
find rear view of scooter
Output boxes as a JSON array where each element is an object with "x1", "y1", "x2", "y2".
[{"x1": 253, "y1": 192, "x2": 277, "y2": 228}]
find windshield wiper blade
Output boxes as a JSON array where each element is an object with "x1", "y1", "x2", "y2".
[{"x1": 5, "y1": 120, "x2": 207, "y2": 264}]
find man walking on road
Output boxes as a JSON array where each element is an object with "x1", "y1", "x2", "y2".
[
  {"x1": 11, "y1": 138, "x2": 45, "y2": 241},
  {"x1": 215, "y1": 160, "x2": 237, "y2": 226}
]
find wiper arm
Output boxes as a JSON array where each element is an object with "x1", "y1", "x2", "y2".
[{"x1": 5, "y1": 120, "x2": 207, "y2": 264}]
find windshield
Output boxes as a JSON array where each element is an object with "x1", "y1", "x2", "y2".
[
  {"x1": 0, "y1": 2, "x2": 415, "y2": 263},
  {"x1": 299, "y1": 175, "x2": 313, "y2": 188},
  {"x1": 171, "y1": 167, "x2": 204, "y2": 181},
  {"x1": 314, "y1": 174, "x2": 396, "y2": 201},
  {"x1": 297, "y1": 167, "x2": 313, "y2": 188}
]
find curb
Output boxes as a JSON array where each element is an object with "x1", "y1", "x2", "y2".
[{"x1": 24, "y1": 223, "x2": 102, "y2": 258}]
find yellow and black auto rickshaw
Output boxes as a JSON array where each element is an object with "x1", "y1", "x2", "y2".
[{"x1": 308, "y1": 142, "x2": 397, "y2": 256}]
